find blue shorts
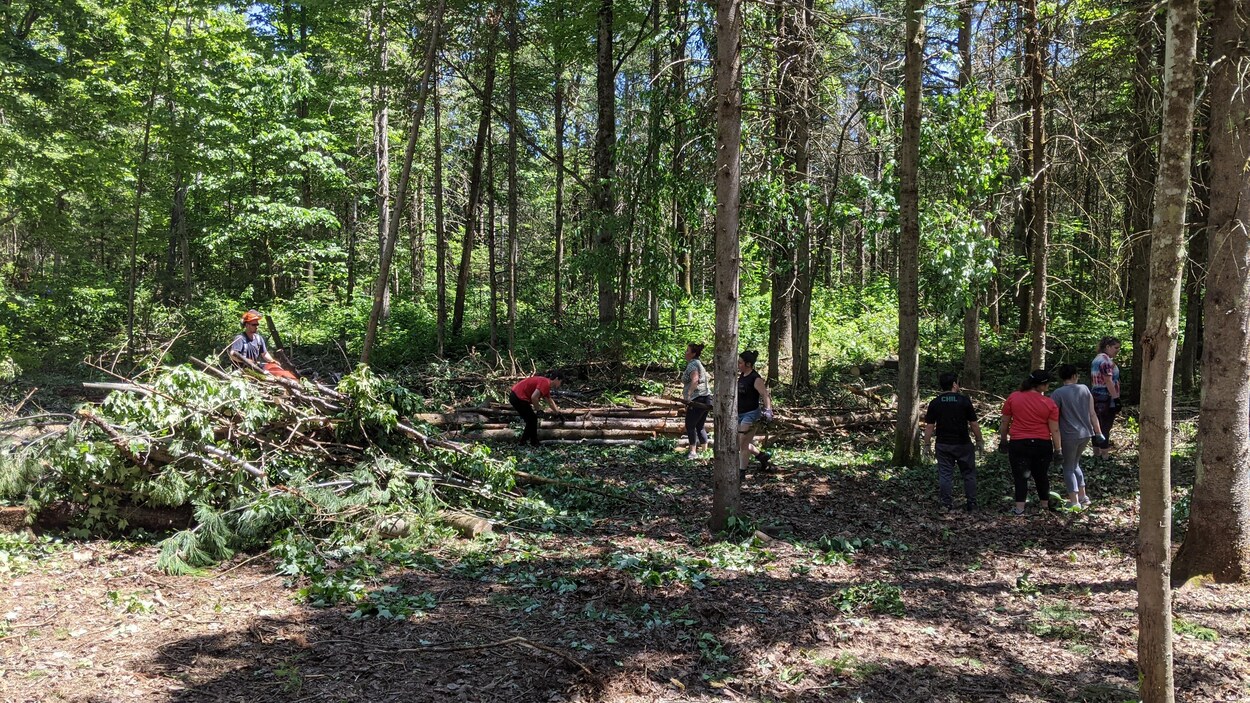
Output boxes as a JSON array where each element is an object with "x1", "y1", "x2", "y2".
[{"x1": 738, "y1": 409, "x2": 762, "y2": 426}]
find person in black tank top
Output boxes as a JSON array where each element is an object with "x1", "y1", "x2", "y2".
[{"x1": 736, "y1": 351, "x2": 773, "y2": 478}]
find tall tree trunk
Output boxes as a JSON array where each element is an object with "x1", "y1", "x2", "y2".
[
  {"x1": 452, "y1": 14, "x2": 502, "y2": 338},
  {"x1": 670, "y1": 0, "x2": 691, "y2": 299},
  {"x1": 506, "y1": 0, "x2": 519, "y2": 349},
  {"x1": 410, "y1": 172, "x2": 425, "y2": 294},
  {"x1": 768, "y1": 0, "x2": 794, "y2": 385},
  {"x1": 487, "y1": 131, "x2": 499, "y2": 349},
  {"x1": 958, "y1": 0, "x2": 980, "y2": 390},
  {"x1": 594, "y1": 0, "x2": 619, "y2": 327},
  {"x1": 1178, "y1": 93, "x2": 1210, "y2": 395},
  {"x1": 789, "y1": 0, "x2": 814, "y2": 390},
  {"x1": 361, "y1": 0, "x2": 445, "y2": 364},
  {"x1": 1023, "y1": 0, "x2": 1048, "y2": 369},
  {"x1": 553, "y1": 60, "x2": 566, "y2": 324},
  {"x1": 1127, "y1": 2, "x2": 1162, "y2": 402},
  {"x1": 434, "y1": 81, "x2": 447, "y2": 357},
  {"x1": 1137, "y1": 1, "x2": 1198, "y2": 699},
  {"x1": 710, "y1": 0, "x2": 743, "y2": 533},
  {"x1": 893, "y1": 0, "x2": 924, "y2": 467},
  {"x1": 1172, "y1": 0, "x2": 1250, "y2": 584},
  {"x1": 346, "y1": 195, "x2": 359, "y2": 301},
  {"x1": 372, "y1": 0, "x2": 392, "y2": 318}
]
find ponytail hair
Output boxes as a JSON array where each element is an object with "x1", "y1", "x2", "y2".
[
  {"x1": 687, "y1": 342, "x2": 705, "y2": 358},
  {"x1": 1018, "y1": 368, "x2": 1052, "y2": 391},
  {"x1": 1098, "y1": 336, "x2": 1121, "y2": 353},
  {"x1": 739, "y1": 350, "x2": 759, "y2": 366}
]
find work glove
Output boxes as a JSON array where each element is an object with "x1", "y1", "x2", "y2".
[
  {"x1": 1051, "y1": 452, "x2": 1064, "y2": 466},
  {"x1": 762, "y1": 409, "x2": 774, "y2": 422},
  {"x1": 997, "y1": 441, "x2": 1011, "y2": 455},
  {"x1": 975, "y1": 439, "x2": 986, "y2": 454}
]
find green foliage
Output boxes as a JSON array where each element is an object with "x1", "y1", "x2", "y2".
[
  {"x1": 608, "y1": 550, "x2": 713, "y2": 589},
  {"x1": 1173, "y1": 617, "x2": 1218, "y2": 641},
  {"x1": 0, "y1": 533, "x2": 66, "y2": 576},
  {"x1": 829, "y1": 581, "x2": 905, "y2": 616}
]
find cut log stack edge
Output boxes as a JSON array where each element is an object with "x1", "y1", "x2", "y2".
[{"x1": 412, "y1": 395, "x2": 894, "y2": 446}]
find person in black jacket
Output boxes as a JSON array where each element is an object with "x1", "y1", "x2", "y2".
[{"x1": 923, "y1": 372, "x2": 984, "y2": 512}]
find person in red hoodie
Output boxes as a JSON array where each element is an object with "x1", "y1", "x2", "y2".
[
  {"x1": 998, "y1": 369, "x2": 1062, "y2": 516},
  {"x1": 509, "y1": 371, "x2": 566, "y2": 446}
]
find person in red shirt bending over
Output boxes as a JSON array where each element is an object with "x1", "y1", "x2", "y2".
[
  {"x1": 509, "y1": 371, "x2": 567, "y2": 446},
  {"x1": 998, "y1": 369, "x2": 1062, "y2": 516}
]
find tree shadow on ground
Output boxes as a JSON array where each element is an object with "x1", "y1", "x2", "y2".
[{"x1": 107, "y1": 439, "x2": 1241, "y2": 702}]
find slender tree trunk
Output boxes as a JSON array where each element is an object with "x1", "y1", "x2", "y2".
[
  {"x1": 452, "y1": 14, "x2": 502, "y2": 338},
  {"x1": 1137, "y1": 1, "x2": 1198, "y2": 699},
  {"x1": 434, "y1": 81, "x2": 447, "y2": 357},
  {"x1": 553, "y1": 61, "x2": 566, "y2": 324},
  {"x1": 345, "y1": 195, "x2": 359, "y2": 300},
  {"x1": 1178, "y1": 94, "x2": 1210, "y2": 395},
  {"x1": 789, "y1": 0, "x2": 814, "y2": 390},
  {"x1": 410, "y1": 172, "x2": 425, "y2": 295},
  {"x1": 372, "y1": 0, "x2": 392, "y2": 318},
  {"x1": 361, "y1": 0, "x2": 445, "y2": 364},
  {"x1": 1172, "y1": 0, "x2": 1250, "y2": 584},
  {"x1": 893, "y1": 0, "x2": 924, "y2": 467},
  {"x1": 1024, "y1": 0, "x2": 1048, "y2": 369},
  {"x1": 670, "y1": 0, "x2": 691, "y2": 299},
  {"x1": 710, "y1": 0, "x2": 743, "y2": 533},
  {"x1": 958, "y1": 0, "x2": 980, "y2": 390},
  {"x1": 768, "y1": 0, "x2": 794, "y2": 385},
  {"x1": 487, "y1": 132, "x2": 499, "y2": 349},
  {"x1": 1127, "y1": 2, "x2": 1162, "y2": 402},
  {"x1": 506, "y1": 0, "x2": 519, "y2": 349},
  {"x1": 595, "y1": 0, "x2": 619, "y2": 327}
]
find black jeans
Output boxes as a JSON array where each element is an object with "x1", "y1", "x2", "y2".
[
  {"x1": 509, "y1": 392, "x2": 540, "y2": 446},
  {"x1": 686, "y1": 395, "x2": 711, "y2": 447},
  {"x1": 935, "y1": 443, "x2": 977, "y2": 509},
  {"x1": 1008, "y1": 438, "x2": 1053, "y2": 503}
]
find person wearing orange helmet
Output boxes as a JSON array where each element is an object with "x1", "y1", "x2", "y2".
[{"x1": 229, "y1": 310, "x2": 297, "y2": 380}]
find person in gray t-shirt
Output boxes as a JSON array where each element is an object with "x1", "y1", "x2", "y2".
[{"x1": 1049, "y1": 364, "x2": 1104, "y2": 509}]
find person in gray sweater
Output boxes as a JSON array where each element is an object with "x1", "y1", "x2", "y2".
[{"x1": 1049, "y1": 364, "x2": 1104, "y2": 509}]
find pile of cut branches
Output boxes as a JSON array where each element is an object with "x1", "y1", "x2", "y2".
[{"x1": 0, "y1": 362, "x2": 520, "y2": 574}]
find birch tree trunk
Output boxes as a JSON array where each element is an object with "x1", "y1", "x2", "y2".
[
  {"x1": 710, "y1": 0, "x2": 743, "y2": 533},
  {"x1": 1172, "y1": 0, "x2": 1250, "y2": 585},
  {"x1": 892, "y1": 0, "x2": 924, "y2": 467},
  {"x1": 1136, "y1": 0, "x2": 1198, "y2": 698}
]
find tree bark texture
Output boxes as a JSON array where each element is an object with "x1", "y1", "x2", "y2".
[
  {"x1": 1172, "y1": 0, "x2": 1250, "y2": 585},
  {"x1": 595, "y1": 0, "x2": 619, "y2": 327},
  {"x1": 1136, "y1": 0, "x2": 1198, "y2": 698},
  {"x1": 892, "y1": 0, "x2": 924, "y2": 467},
  {"x1": 710, "y1": 0, "x2": 743, "y2": 533}
]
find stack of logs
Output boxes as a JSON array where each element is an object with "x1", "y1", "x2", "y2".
[{"x1": 411, "y1": 395, "x2": 894, "y2": 445}]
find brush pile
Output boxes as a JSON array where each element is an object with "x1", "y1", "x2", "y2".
[{"x1": 0, "y1": 362, "x2": 519, "y2": 573}]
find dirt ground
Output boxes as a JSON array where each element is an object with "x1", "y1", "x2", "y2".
[{"x1": 2, "y1": 433, "x2": 1248, "y2": 703}]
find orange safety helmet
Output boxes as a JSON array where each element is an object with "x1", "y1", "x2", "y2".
[{"x1": 242, "y1": 310, "x2": 263, "y2": 325}]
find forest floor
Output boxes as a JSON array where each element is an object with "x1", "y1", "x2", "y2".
[{"x1": 2, "y1": 418, "x2": 1249, "y2": 702}]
